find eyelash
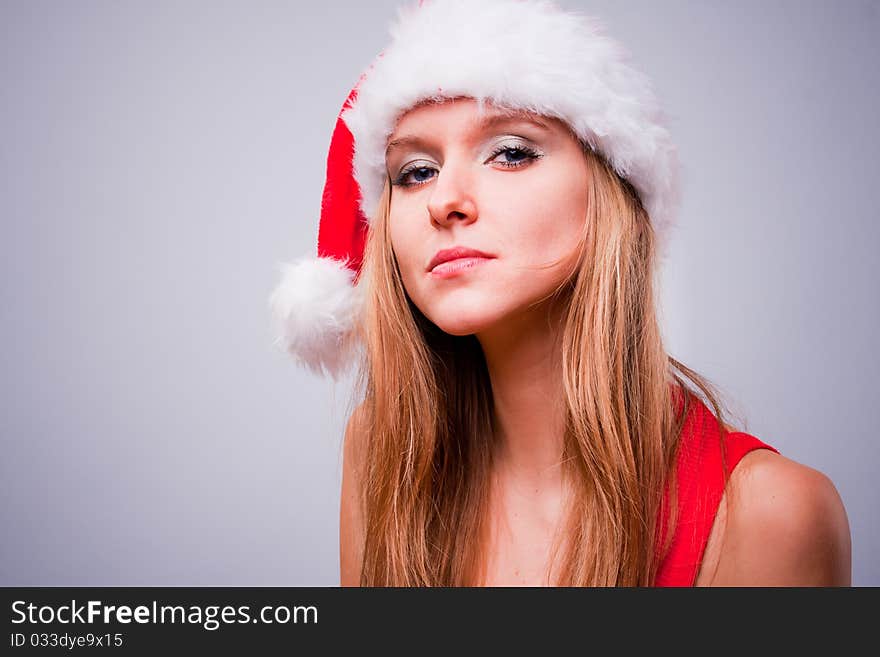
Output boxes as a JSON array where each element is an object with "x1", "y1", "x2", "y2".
[{"x1": 392, "y1": 144, "x2": 543, "y2": 188}]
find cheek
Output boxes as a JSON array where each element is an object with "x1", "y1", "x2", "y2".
[
  {"x1": 504, "y1": 192, "x2": 586, "y2": 265},
  {"x1": 389, "y1": 212, "x2": 424, "y2": 284}
]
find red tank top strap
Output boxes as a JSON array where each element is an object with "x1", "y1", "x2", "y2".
[{"x1": 654, "y1": 393, "x2": 779, "y2": 587}]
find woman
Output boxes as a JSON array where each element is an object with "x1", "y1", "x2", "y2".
[{"x1": 270, "y1": 0, "x2": 851, "y2": 586}]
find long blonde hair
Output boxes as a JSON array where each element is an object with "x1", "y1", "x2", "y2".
[{"x1": 347, "y1": 143, "x2": 735, "y2": 586}]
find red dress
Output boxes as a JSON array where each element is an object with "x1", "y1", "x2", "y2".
[{"x1": 654, "y1": 393, "x2": 779, "y2": 586}]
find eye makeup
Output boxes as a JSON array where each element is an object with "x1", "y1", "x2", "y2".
[{"x1": 390, "y1": 139, "x2": 544, "y2": 188}]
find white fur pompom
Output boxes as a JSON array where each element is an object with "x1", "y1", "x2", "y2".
[{"x1": 268, "y1": 256, "x2": 362, "y2": 379}]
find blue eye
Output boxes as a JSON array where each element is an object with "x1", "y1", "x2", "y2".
[
  {"x1": 488, "y1": 144, "x2": 542, "y2": 168},
  {"x1": 391, "y1": 144, "x2": 542, "y2": 189},
  {"x1": 393, "y1": 165, "x2": 437, "y2": 187}
]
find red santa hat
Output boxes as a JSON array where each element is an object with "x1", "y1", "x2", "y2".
[{"x1": 269, "y1": 0, "x2": 680, "y2": 379}]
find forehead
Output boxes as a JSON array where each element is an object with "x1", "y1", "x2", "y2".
[
  {"x1": 386, "y1": 97, "x2": 571, "y2": 156},
  {"x1": 397, "y1": 96, "x2": 537, "y2": 121}
]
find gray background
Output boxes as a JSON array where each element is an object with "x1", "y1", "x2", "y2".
[{"x1": 1, "y1": 0, "x2": 877, "y2": 586}]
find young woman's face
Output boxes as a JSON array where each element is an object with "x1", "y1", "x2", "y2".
[{"x1": 385, "y1": 98, "x2": 591, "y2": 337}]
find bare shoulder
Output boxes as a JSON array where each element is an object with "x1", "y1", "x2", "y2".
[
  {"x1": 342, "y1": 402, "x2": 368, "y2": 473},
  {"x1": 705, "y1": 449, "x2": 852, "y2": 586},
  {"x1": 340, "y1": 403, "x2": 368, "y2": 587}
]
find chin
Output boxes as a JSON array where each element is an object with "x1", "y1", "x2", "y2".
[
  {"x1": 422, "y1": 306, "x2": 502, "y2": 337},
  {"x1": 434, "y1": 323, "x2": 480, "y2": 337}
]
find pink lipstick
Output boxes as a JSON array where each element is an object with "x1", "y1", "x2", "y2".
[{"x1": 427, "y1": 247, "x2": 496, "y2": 279}]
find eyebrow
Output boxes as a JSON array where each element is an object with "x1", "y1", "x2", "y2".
[{"x1": 385, "y1": 113, "x2": 552, "y2": 157}]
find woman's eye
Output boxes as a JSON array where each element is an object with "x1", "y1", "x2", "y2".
[
  {"x1": 489, "y1": 145, "x2": 541, "y2": 168},
  {"x1": 394, "y1": 166, "x2": 437, "y2": 187},
  {"x1": 391, "y1": 145, "x2": 542, "y2": 189}
]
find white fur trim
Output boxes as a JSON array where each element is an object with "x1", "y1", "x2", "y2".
[
  {"x1": 341, "y1": 0, "x2": 680, "y2": 258},
  {"x1": 268, "y1": 256, "x2": 362, "y2": 379}
]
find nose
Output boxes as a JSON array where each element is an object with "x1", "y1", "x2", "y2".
[{"x1": 426, "y1": 161, "x2": 478, "y2": 228}]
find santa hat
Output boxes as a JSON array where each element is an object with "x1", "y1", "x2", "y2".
[{"x1": 269, "y1": 0, "x2": 680, "y2": 379}]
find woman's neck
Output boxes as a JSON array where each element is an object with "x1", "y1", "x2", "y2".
[{"x1": 476, "y1": 297, "x2": 568, "y2": 485}]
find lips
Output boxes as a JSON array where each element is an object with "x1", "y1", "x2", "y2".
[{"x1": 427, "y1": 246, "x2": 496, "y2": 272}]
